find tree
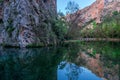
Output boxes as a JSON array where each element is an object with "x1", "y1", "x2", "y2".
[
  {"x1": 65, "y1": 1, "x2": 84, "y2": 39},
  {"x1": 51, "y1": 16, "x2": 68, "y2": 41},
  {"x1": 65, "y1": 1, "x2": 79, "y2": 14}
]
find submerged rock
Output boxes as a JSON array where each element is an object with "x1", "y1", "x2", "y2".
[{"x1": 0, "y1": 0, "x2": 57, "y2": 47}]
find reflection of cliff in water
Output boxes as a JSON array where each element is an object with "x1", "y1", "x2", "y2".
[
  {"x1": 62, "y1": 42, "x2": 119, "y2": 80},
  {"x1": 76, "y1": 51, "x2": 119, "y2": 80},
  {"x1": 0, "y1": 42, "x2": 119, "y2": 80}
]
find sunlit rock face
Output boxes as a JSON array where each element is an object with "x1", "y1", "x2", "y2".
[
  {"x1": 66, "y1": 0, "x2": 120, "y2": 27},
  {"x1": 82, "y1": 0, "x2": 120, "y2": 23},
  {"x1": 0, "y1": 0, "x2": 57, "y2": 47}
]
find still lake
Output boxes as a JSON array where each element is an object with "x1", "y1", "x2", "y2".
[{"x1": 0, "y1": 42, "x2": 119, "y2": 80}]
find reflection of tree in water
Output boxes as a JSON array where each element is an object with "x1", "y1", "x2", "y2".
[{"x1": 58, "y1": 61, "x2": 84, "y2": 80}]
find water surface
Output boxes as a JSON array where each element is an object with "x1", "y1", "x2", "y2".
[{"x1": 0, "y1": 42, "x2": 119, "y2": 80}]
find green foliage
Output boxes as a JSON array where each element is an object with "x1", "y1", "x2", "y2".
[
  {"x1": 82, "y1": 42, "x2": 120, "y2": 62},
  {"x1": 80, "y1": 12, "x2": 120, "y2": 38},
  {"x1": 92, "y1": 21, "x2": 97, "y2": 28},
  {"x1": 52, "y1": 18, "x2": 68, "y2": 41},
  {"x1": 112, "y1": 11, "x2": 119, "y2": 15},
  {"x1": 1, "y1": 43, "x2": 19, "y2": 48},
  {"x1": 65, "y1": 1, "x2": 79, "y2": 14},
  {"x1": 6, "y1": 18, "x2": 15, "y2": 37},
  {"x1": 6, "y1": 27, "x2": 15, "y2": 37},
  {"x1": 26, "y1": 43, "x2": 44, "y2": 48}
]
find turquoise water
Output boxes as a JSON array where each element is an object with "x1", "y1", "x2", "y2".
[{"x1": 0, "y1": 42, "x2": 119, "y2": 80}]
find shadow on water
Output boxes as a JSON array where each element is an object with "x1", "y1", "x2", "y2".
[{"x1": 0, "y1": 42, "x2": 119, "y2": 80}]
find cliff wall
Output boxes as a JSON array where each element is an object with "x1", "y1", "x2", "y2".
[
  {"x1": 0, "y1": 0, "x2": 57, "y2": 47},
  {"x1": 67, "y1": 0, "x2": 120, "y2": 27},
  {"x1": 81, "y1": 0, "x2": 120, "y2": 23}
]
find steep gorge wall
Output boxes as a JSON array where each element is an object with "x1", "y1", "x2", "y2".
[
  {"x1": 0, "y1": 0, "x2": 57, "y2": 47},
  {"x1": 80, "y1": 0, "x2": 104, "y2": 23},
  {"x1": 67, "y1": 0, "x2": 120, "y2": 27},
  {"x1": 81, "y1": 0, "x2": 120, "y2": 23}
]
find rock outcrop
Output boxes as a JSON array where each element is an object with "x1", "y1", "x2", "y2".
[{"x1": 0, "y1": 0, "x2": 57, "y2": 47}]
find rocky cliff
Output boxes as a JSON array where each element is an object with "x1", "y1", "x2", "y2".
[
  {"x1": 0, "y1": 0, "x2": 57, "y2": 47},
  {"x1": 67, "y1": 0, "x2": 120, "y2": 26}
]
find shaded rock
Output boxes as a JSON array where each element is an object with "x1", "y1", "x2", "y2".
[{"x1": 0, "y1": 0, "x2": 57, "y2": 47}]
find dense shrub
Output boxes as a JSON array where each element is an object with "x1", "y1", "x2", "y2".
[{"x1": 52, "y1": 18, "x2": 68, "y2": 41}]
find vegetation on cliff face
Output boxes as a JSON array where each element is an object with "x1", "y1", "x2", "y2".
[
  {"x1": 80, "y1": 11, "x2": 120, "y2": 38},
  {"x1": 0, "y1": 0, "x2": 69, "y2": 48}
]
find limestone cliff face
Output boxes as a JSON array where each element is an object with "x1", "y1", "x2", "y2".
[
  {"x1": 67, "y1": 0, "x2": 120, "y2": 26},
  {"x1": 82, "y1": 0, "x2": 120, "y2": 23},
  {"x1": 0, "y1": 0, "x2": 57, "y2": 47},
  {"x1": 80, "y1": 0, "x2": 104, "y2": 23}
]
